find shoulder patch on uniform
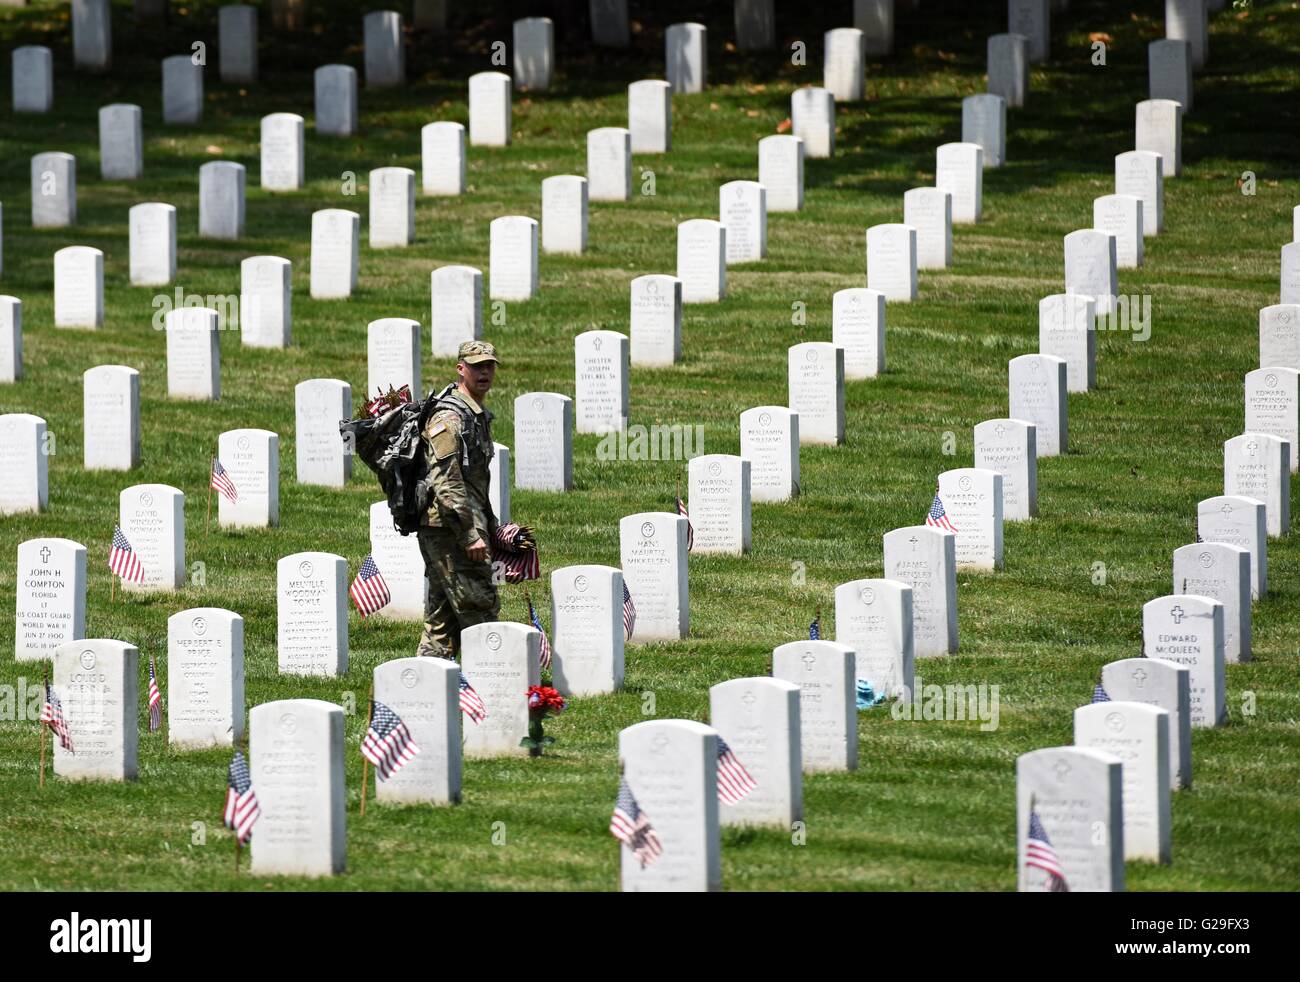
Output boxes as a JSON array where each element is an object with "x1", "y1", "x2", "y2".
[{"x1": 430, "y1": 424, "x2": 459, "y2": 460}]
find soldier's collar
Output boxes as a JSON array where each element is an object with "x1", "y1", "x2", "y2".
[{"x1": 454, "y1": 388, "x2": 485, "y2": 415}]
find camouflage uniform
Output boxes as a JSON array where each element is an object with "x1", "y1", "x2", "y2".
[{"x1": 416, "y1": 356, "x2": 500, "y2": 659}]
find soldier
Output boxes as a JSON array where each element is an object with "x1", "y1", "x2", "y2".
[{"x1": 416, "y1": 340, "x2": 501, "y2": 659}]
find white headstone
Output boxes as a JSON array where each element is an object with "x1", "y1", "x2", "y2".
[
  {"x1": 314, "y1": 65, "x2": 357, "y2": 136},
  {"x1": 831, "y1": 287, "x2": 885, "y2": 379},
  {"x1": 1197, "y1": 496, "x2": 1266, "y2": 600},
  {"x1": 162, "y1": 55, "x2": 203, "y2": 125},
  {"x1": 83, "y1": 365, "x2": 139, "y2": 471},
  {"x1": 551, "y1": 564, "x2": 624, "y2": 696},
  {"x1": 575, "y1": 330, "x2": 629, "y2": 434},
  {"x1": 1173, "y1": 542, "x2": 1250, "y2": 663},
  {"x1": 119, "y1": 484, "x2": 185, "y2": 591},
  {"x1": 759, "y1": 135, "x2": 804, "y2": 213},
  {"x1": 587, "y1": 128, "x2": 632, "y2": 203},
  {"x1": 52, "y1": 639, "x2": 137, "y2": 781},
  {"x1": 936, "y1": 142, "x2": 982, "y2": 224},
  {"x1": 219, "y1": 5, "x2": 258, "y2": 83},
  {"x1": 295, "y1": 379, "x2": 351, "y2": 487},
  {"x1": 513, "y1": 17, "x2": 553, "y2": 91},
  {"x1": 740, "y1": 406, "x2": 799, "y2": 502},
  {"x1": 676, "y1": 219, "x2": 726, "y2": 303},
  {"x1": 165, "y1": 307, "x2": 220, "y2": 400},
  {"x1": 937, "y1": 468, "x2": 1003, "y2": 571},
  {"x1": 882, "y1": 525, "x2": 958, "y2": 656},
  {"x1": 72, "y1": 0, "x2": 113, "y2": 72},
  {"x1": 249, "y1": 699, "x2": 346, "y2": 875},
  {"x1": 363, "y1": 10, "x2": 405, "y2": 88},
  {"x1": 720, "y1": 181, "x2": 766, "y2": 263},
  {"x1": 1244, "y1": 367, "x2": 1300, "y2": 471},
  {"x1": 630, "y1": 274, "x2": 682, "y2": 367},
  {"x1": 1136, "y1": 99, "x2": 1182, "y2": 178},
  {"x1": 709, "y1": 677, "x2": 802, "y2": 827},
  {"x1": 791, "y1": 87, "x2": 835, "y2": 159},
  {"x1": 514, "y1": 392, "x2": 572, "y2": 491},
  {"x1": 866, "y1": 223, "x2": 917, "y2": 302},
  {"x1": 490, "y1": 442, "x2": 510, "y2": 523},
  {"x1": 687, "y1": 454, "x2": 751, "y2": 555},
  {"x1": 1101, "y1": 657, "x2": 1192, "y2": 791},
  {"x1": 167, "y1": 607, "x2": 244, "y2": 748},
  {"x1": 1074, "y1": 702, "x2": 1170, "y2": 863},
  {"x1": 31, "y1": 151, "x2": 76, "y2": 228},
  {"x1": 367, "y1": 317, "x2": 421, "y2": 399},
  {"x1": 628, "y1": 79, "x2": 671, "y2": 153},
  {"x1": 542, "y1": 175, "x2": 589, "y2": 254},
  {"x1": 461, "y1": 621, "x2": 541, "y2": 757},
  {"x1": 368, "y1": 500, "x2": 425, "y2": 619},
  {"x1": 823, "y1": 27, "x2": 865, "y2": 102},
  {"x1": 1064, "y1": 228, "x2": 1117, "y2": 317},
  {"x1": 834, "y1": 577, "x2": 914, "y2": 699},
  {"x1": 772, "y1": 640, "x2": 857, "y2": 772},
  {"x1": 217, "y1": 429, "x2": 279, "y2": 529},
  {"x1": 1007, "y1": 0, "x2": 1050, "y2": 63},
  {"x1": 129, "y1": 202, "x2": 176, "y2": 286},
  {"x1": 787, "y1": 342, "x2": 845, "y2": 445},
  {"x1": 489, "y1": 216, "x2": 539, "y2": 300},
  {"x1": 974, "y1": 418, "x2": 1037, "y2": 521},
  {"x1": 240, "y1": 255, "x2": 292, "y2": 349},
  {"x1": 310, "y1": 209, "x2": 359, "y2": 299},
  {"x1": 53, "y1": 246, "x2": 102, "y2": 329},
  {"x1": 421, "y1": 121, "x2": 465, "y2": 196},
  {"x1": 0, "y1": 414, "x2": 47, "y2": 516},
  {"x1": 15, "y1": 538, "x2": 87, "y2": 662},
  {"x1": 199, "y1": 161, "x2": 245, "y2": 240},
  {"x1": 903, "y1": 187, "x2": 952, "y2": 270},
  {"x1": 1143, "y1": 594, "x2": 1225, "y2": 727},
  {"x1": 260, "y1": 113, "x2": 304, "y2": 191},
  {"x1": 1259, "y1": 304, "x2": 1300, "y2": 370},
  {"x1": 277, "y1": 553, "x2": 348, "y2": 675},
  {"x1": 618, "y1": 720, "x2": 720, "y2": 891},
  {"x1": 1149, "y1": 38, "x2": 1192, "y2": 111},
  {"x1": 855, "y1": 0, "x2": 894, "y2": 55},
  {"x1": 369, "y1": 167, "x2": 415, "y2": 248},
  {"x1": 372, "y1": 657, "x2": 461, "y2": 804},
  {"x1": 1009, "y1": 354, "x2": 1068, "y2": 456},
  {"x1": 988, "y1": 33, "x2": 1028, "y2": 107},
  {"x1": 1038, "y1": 293, "x2": 1096, "y2": 392},
  {"x1": 431, "y1": 265, "x2": 483, "y2": 357},
  {"x1": 0, "y1": 298, "x2": 18, "y2": 384},
  {"x1": 98, "y1": 104, "x2": 142, "y2": 180},
  {"x1": 12, "y1": 46, "x2": 53, "y2": 113},
  {"x1": 1115, "y1": 150, "x2": 1163, "y2": 236},
  {"x1": 962, "y1": 93, "x2": 1006, "y2": 168},
  {"x1": 1224, "y1": 433, "x2": 1290, "y2": 538},
  {"x1": 665, "y1": 22, "x2": 707, "y2": 94},
  {"x1": 1165, "y1": 0, "x2": 1206, "y2": 69},
  {"x1": 468, "y1": 71, "x2": 511, "y2": 147},
  {"x1": 619, "y1": 513, "x2": 689, "y2": 641},
  {"x1": 1285, "y1": 242, "x2": 1300, "y2": 306}
]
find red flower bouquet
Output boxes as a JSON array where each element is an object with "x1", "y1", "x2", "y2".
[{"x1": 522, "y1": 685, "x2": 566, "y2": 756}]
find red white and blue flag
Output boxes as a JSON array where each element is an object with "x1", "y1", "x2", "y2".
[
  {"x1": 147, "y1": 657, "x2": 163, "y2": 733},
  {"x1": 526, "y1": 595, "x2": 552, "y2": 670},
  {"x1": 108, "y1": 525, "x2": 145, "y2": 584},
  {"x1": 1026, "y1": 804, "x2": 1070, "y2": 892},
  {"x1": 622, "y1": 581, "x2": 636, "y2": 640},
  {"x1": 361, "y1": 700, "x2": 421, "y2": 781},
  {"x1": 40, "y1": 680, "x2": 74, "y2": 753},
  {"x1": 349, "y1": 554, "x2": 391, "y2": 618},
  {"x1": 926, "y1": 490, "x2": 958, "y2": 533},
  {"x1": 210, "y1": 458, "x2": 239, "y2": 504},
  {"x1": 459, "y1": 673, "x2": 488, "y2": 724},
  {"x1": 611, "y1": 777, "x2": 663, "y2": 868},
  {"x1": 676, "y1": 495, "x2": 694, "y2": 551},
  {"x1": 224, "y1": 751, "x2": 261, "y2": 845},
  {"x1": 715, "y1": 736, "x2": 758, "y2": 806}
]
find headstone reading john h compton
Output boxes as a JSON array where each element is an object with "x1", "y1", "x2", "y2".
[
  {"x1": 542, "y1": 175, "x2": 589, "y2": 255},
  {"x1": 165, "y1": 307, "x2": 220, "y2": 401},
  {"x1": 628, "y1": 79, "x2": 671, "y2": 153},
  {"x1": 1224, "y1": 433, "x2": 1290, "y2": 538},
  {"x1": 468, "y1": 72, "x2": 511, "y2": 147},
  {"x1": 240, "y1": 256, "x2": 292, "y2": 349},
  {"x1": 367, "y1": 317, "x2": 421, "y2": 399},
  {"x1": 709, "y1": 678, "x2": 803, "y2": 828},
  {"x1": 772, "y1": 640, "x2": 857, "y2": 773},
  {"x1": 53, "y1": 247, "x2": 103, "y2": 329},
  {"x1": 740, "y1": 406, "x2": 799, "y2": 503},
  {"x1": 677, "y1": 220, "x2": 726, "y2": 303},
  {"x1": 15, "y1": 538, "x2": 87, "y2": 662},
  {"x1": 490, "y1": 216, "x2": 539, "y2": 301},
  {"x1": 99, "y1": 104, "x2": 143, "y2": 180},
  {"x1": 310, "y1": 209, "x2": 359, "y2": 299},
  {"x1": 217, "y1": 428, "x2": 279, "y2": 529},
  {"x1": 514, "y1": 393, "x2": 572, "y2": 491},
  {"x1": 574, "y1": 331, "x2": 629, "y2": 435},
  {"x1": 372, "y1": 657, "x2": 461, "y2": 805},
  {"x1": 461, "y1": 622, "x2": 541, "y2": 758},
  {"x1": 1115, "y1": 150, "x2": 1164, "y2": 236},
  {"x1": 129, "y1": 202, "x2": 176, "y2": 286},
  {"x1": 1143, "y1": 594, "x2": 1226, "y2": 727},
  {"x1": 118, "y1": 484, "x2": 185, "y2": 592},
  {"x1": 431, "y1": 265, "x2": 483, "y2": 358},
  {"x1": 1075, "y1": 702, "x2": 1171, "y2": 864},
  {"x1": 1100, "y1": 657, "x2": 1192, "y2": 792},
  {"x1": 1009, "y1": 354, "x2": 1067, "y2": 456},
  {"x1": 83, "y1": 365, "x2": 140, "y2": 471},
  {"x1": 974, "y1": 418, "x2": 1037, "y2": 521},
  {"x1": 936, "y1": 143, "x2": 983, "y2": 224},
  {"x1": 630, "y1": 275, "x2": 682, "y2": 367},
  {"x1": 1038, "y1": 293, "x2": 1096, "y2": 393},
  {"x1": 687, "y1": 454, "x2": 751, "y2": 555},
  {"x1": 787, "y1": 342, "x2": 845, "y2": 446},
  {"x1": 0, "y1": 415, "x2": 48, "y2": 516},
  {"x1": 936, "y1": 468, "x2": 1004, "y2": 571},
  {"x1": 882, "y1": 525, "x2": 958, "y2": 656},
  {"x1": 619, "y1": 513, "x2": 689, "y2": 641},
  {"x1": 422, "y1": 121, "x2": 465, "y2": 196},
  {"x1": 1172, "y1": 542, "x2": 1251, "y2": 664},
  {"x1": 369, "y1": 167, "x2": 415, "y2": 248},
  {"x1": 315, "y1": 66, "x2": 357, "y2": 136},
  {"x1": 1197, "y1": 495, "x2": 1266, "y2": 600},
  {"x1": 665, "y1": 23, "x2": 707, "y2": 94},
  {"x1": 52, "y1": 639, "x2": 138, "y2": 782},
  {"x1": 1244, "y1": 367, "x2": 1300, "y2": 472},
  {"x1": 550, "y1": 564, "x2": 625, "y2": 697},
  {"x1": 834, "y1": 577, "x2": 914, "y2": 700},
  {"x1": 296, "y1": 380, "x2": 352, "y2": 487},
  {"x1": 277, "y1": 553, "x2": 348, "y2": 676},
  {"x1": 167, "y1": 607, "x2": 245, "y2": 749}
]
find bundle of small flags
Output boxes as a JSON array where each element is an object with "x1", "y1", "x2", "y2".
[
  {"x1": 349, "y1": 554, "x2": 392, "y2": 618},
  {"x1": 147, "y1": 657, "x2": 163, "y2": 733},
  {"x1": 676, "y1": 495, "x2": 694, "y2": 551},
  {"x1": 491, "y1": 523, "x2": 540, "y2": 582},
  {"x1": 715, "y1": 737, "x2": 758, "y2": 806},
  {"x1": 622, "y1": 582, "x2": 636, "y2": 641},
  {"x1": 526, "y1": 594, "x2": 552, "y2": 670},
  {"x1": 610, "y1": 777, "x2": 663, "y2": 868},
  {"x1": 360, "y1": 384, "x2": 413, "y2": 419},
  {"x1": 361, "y1": 701, "x2": 421, "y2": 781},
  {"x1": 210, "y1": 458, "x2": 239, "y2": 503},
  {"x1": 1026, "y1": 804, "x2": 1070, "y2": 892},
  {"x1": 40, "y1": 680, "x2": 74, "y2": 753},
  {"x1": 224, "y1": 751, "x2": 261, "y2": 845},
  {"x1": 926, "y1": 489, "x2": 958, "y2": 533},
  {"x1": 108, "y1": 525, "x2": 145, "y2": 584},
  {"x1": 459, "y1": 672, "x2": 488, "y2": 724}
]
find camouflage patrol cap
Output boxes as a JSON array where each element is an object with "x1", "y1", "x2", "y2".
[{"x1": 458, "y1": 340, "x2": 500, "y2": 365}]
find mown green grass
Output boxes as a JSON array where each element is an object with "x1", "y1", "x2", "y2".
[{"x1": 1, "y1": 0, "x2": 1298, "y2": 891}]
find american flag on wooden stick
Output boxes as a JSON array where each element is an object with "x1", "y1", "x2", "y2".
[
  {"x1": 492, "y1": 523, "x2": 540, "y2": 582},
  {"x1": 715, "y1": 736, "x2": 758, "y2": 805},
  {"x1": 926, "y1": 489, "x2": 959, "y2": 533},
  {"x1": 108, "y1": 525, "x2": 145, "y2": 584},
  {"x1": 610, "y1": 777, "x2": 663, "y2": 868},
  {"x1": 224, "y1": 751, "x2": 261, "y2": 845},
  {"x1": 210, "y1": 458, "x2": 239, "y2": 503},
  {"x1": 1026, "y1": 803, "x2": 1069, "y2": 892},
  {"x1": 675, "y1": 495, "x2": 694, "y2": 551},
  {"x1": 526, "y1": 594, "x2": 552, "y2": 670},
  {"x1": 40, "y1": 680, "x2": 74, "y2": 753},
  {"x1": 147, "y1": 657, "x2": 163, "y2": 733},
  {"x1": 361, "y1": 700, "x2": 421, "y2": 781},
  {"x1": 459, "y1": 673, "x2": 488, "y2": 724},
  {"x1": 349, "y1": 555, "x2": 391, "y2": 618},
  {"x1": 621, "y1": 581, "x2": 636, "y2": 640}
]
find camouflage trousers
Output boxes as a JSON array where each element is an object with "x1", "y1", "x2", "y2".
[{"x1": 415, "y1": 527, "x2": 500, "y2": 660}]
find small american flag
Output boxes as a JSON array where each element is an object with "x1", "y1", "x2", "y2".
[
  {"x1": 926, "y1": 490, "x2": 958, "y2": 533},
  {"x1": 1091, "y1": 678, "x2": 1111, "y2": 703},
  {"x1": 459, "y1": 672, "x2": 488, "y2": 724},
  {"x1": 147, "y1": 657, "x2": 163, "y2": 733},
  {"x1": 349, "y1": 555, "x2": 391, "y2": 618},
  {"x1": 716, "y1": 736, "x2": 758, "y2": 806},
  {"x1": 361, "y1": 700, "x2": 421, "y2": 781},
  {"x1": 676, "y1": 495, "x2": 694, "y2": 551},
  {"x1": 610, "y1": 777, "x2": 663, "y2": 868},
  {"x1": 526, "y1": 595, "x2": 552, "y2": 670},
  {"x1": 210, "y1": 458, "x2": 239, "y2": 503},
  {"x1": 1026, "y1": 804, "x2": 1069, "y2": 892},
  {"x1": 108, "y1": 525, "x2": 145, "y2": 584},
  {"x1": 224, "y1": 751, "x2": 261, "y2": 845},
  {"x1": 40, "y1": 680, "x2": 74, "y2": 753},
  {"x1": 621, "y1": 581, "x2": 636, "y2": 640},
  {"x1": 809, "y1": 613, "x2": 821, "y2": 640},
  {"x1": 492, "y1": 523, "x2": 540, "y2": 582}
]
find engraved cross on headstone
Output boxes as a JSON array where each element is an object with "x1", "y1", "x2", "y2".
[
  {"x1": 909, "y1": 535, "x2": 918, "y2": 552},
  {"x1": 1054, "y1": 760, "x2": 1071, "y2": 782},
  {"x1": 39, "y1": 546, "x2": 51, "y2": 564},
  {"x1": 994, "y1": 423, "x2": 1006, "y2": 439},
  {"x1": 802, "y1": 652, "x2": 817, "y2": 671},
  {"x1": 1169, "y1": 605, "x2": 1185, "y2": 624},
  {"x1": 650, "y1": 734, "x2": 669, "y2": 755},
  {"x1": 1131, "y1": 666, "x2": 1148, "y2": 688},
  {"x1": 741, "y1": 691, "x2": 757, "y2": 712}
]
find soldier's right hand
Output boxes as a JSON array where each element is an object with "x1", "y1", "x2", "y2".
[{"x1": 465, "y1": 536, "x2": 489, "y2": 562}]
